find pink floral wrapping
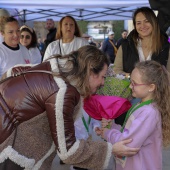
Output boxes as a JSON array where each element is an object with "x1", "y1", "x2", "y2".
[{"x1": 84, "y1": 95, "x2": 131, "y2": 120}]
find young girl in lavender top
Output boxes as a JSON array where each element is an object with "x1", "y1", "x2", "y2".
[{"x1": 102, "y1": 60, "x2": 170, "y2": 170}]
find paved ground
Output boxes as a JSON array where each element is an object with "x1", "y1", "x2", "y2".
[
  {"x1": 51, "y1": 133, "x2": 170, "y2": 170},
  {"x1": 51, "y1": 156, "x2": 70, "y2": 170}
]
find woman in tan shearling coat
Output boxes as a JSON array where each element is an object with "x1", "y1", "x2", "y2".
[{"x1": 0, "y1": 45, "x2": 139, "y2": 170}]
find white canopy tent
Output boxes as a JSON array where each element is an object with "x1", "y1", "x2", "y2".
[{"x1": 0, "y1": 0, "x2": 151, "y2": 22}]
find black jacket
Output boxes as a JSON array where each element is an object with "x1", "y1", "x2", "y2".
[
  {"x1": 44, "y1": 28, "x2": 57, "y2": 49},
  {"x1": 121, "y1": 30, "x2": 169, "y2": 73}
]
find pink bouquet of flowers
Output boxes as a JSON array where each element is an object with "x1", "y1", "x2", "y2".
[{"x1": 84, "y1": 95, "x2": 131, "y2": 120}]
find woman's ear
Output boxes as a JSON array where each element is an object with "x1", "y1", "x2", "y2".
[{"x1": 149, "y1": 83, "x2": 156, "y2": 92}]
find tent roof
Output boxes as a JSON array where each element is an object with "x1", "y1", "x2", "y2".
[{"x1": 0, "y1": 0, "x2": 150, "y2": 22}]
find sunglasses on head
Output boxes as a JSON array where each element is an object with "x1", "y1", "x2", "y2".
[{"x1": 20, "y1": 35, "x2": 31, "y2": 39}]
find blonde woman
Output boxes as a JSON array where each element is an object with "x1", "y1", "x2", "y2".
[
  {"x1": 0, "y1": 9, "x2": 10, "y2": 43},
  {"x1": 0, "y1": 17, "x2": 31, "y2": 78}
]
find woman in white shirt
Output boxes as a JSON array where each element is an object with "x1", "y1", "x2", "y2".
[
  {"x1": 20, "y1": 25, "x2": 42, "y2": 64},
  {"x1": 0, "y1": 17, "x2": 31, "y2": 78},
  {"x1": 0, "y1": 9, "x2": 10, "y2": 44},
  {"x1": 43, "y1": 15, "x2": 88, "y2": 61}
]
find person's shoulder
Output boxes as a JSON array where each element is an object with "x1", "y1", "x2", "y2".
[
  {"x1": 75, "y1": 36, "x2": 89, "y2": 45},
  {"x1": 75, "y1": 36, "x2": 87, "y2": 42},
  {"x1": 121, "y1": 36, "x2": 130, "y2": 47},
  {"x1": 105, "y1": 38, "x2": 110, "y2": 43},
  {"x1": 50, "y1": 39, "x2": 59, "y2": 45},
  {"x1": 29, "y1": 47, "x2": 40, "y2": 53},
  {"x1": 102, "y1": 38, "x2": 109, "y2": 44},
  {"x1": 0, "y1": 43, "x2": 4, "y2": 48},
  {"x1": 0, "y1": 44, "x2": 6, "y2": 59},
  {"x1": 121, "y1": 38, "x2": 128, "y2": 45},
  {"x1": 47, "y1": 40, "x2": 60, "y2": 48},
  {"x1": 52, "y1": 27, "x2": 57, "y2": 32},
  {"x1": 104, "y1": 37, "x2": 109, "y2": 41},
  {"x1": 19, "y1": 44, "x2": 29, "y2": 51},
  {"x1": 137, "y1": 103, "x2": 159, "y2": 117},
  {"x1": 117, "y1": 38, "x2": 122, "y2": 42}
]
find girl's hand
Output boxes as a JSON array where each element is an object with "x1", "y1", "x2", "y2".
[
  {"x1": 101, "y1": 118, "x2": 112, "y2": 128},
  {"x1": 101, "y1": 127, "x2": 108, "y2": 139}
]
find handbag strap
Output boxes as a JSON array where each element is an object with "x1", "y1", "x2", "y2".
[{"x1": 109, "y1": 40, "x2": 118, "y2": 55}]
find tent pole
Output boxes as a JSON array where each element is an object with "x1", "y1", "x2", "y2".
[{"x1": 23, "y1": 9, "x2": 26, "y2": 24}]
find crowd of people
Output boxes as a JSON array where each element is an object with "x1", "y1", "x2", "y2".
[{"x1": 0, "y1": 5, "x2": 170, "y2": 170}]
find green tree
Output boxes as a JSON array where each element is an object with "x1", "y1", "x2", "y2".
[
  {"x1": 111, "y1": 20, "x2": 124, "y2": 41},
  {"x1": 77, "y1": 21, "x2": 88, "y2": 34}
]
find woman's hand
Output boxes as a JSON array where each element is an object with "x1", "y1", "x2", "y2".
[
  {"x1": 94, "y1": 127, "x2": 102, "y2": 136},
  {"x1": 112, "y1": 139, "x2": 140, "y2": 157}
]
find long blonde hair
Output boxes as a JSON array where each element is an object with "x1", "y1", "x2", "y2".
[
  {"x1": 0, "y1": 16, "x2": 18, "y2": 33},
  {"x1": 132, "y1": 7, "x2": 164, "y2": 55},
  {"x1": 135, "y1": 60, "x2": 170, "y2": 147}
]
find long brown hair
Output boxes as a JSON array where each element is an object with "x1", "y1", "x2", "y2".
[
  {"x1": 52, "y1": 45, "x2": 109, "y2": 98},
  {"x1": 56, "y1": 15, "x2": 81, "y2": 40},
  {"x1": 132, "y1": 7, "x2": 164, "y2": 55},
  {"x1": 135, "y1": 60, "x2": 170, "y2": 146}
]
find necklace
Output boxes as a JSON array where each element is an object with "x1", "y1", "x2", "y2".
[{"x1": 120, "y1": 99, "x2": 153, "y2": 132}]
